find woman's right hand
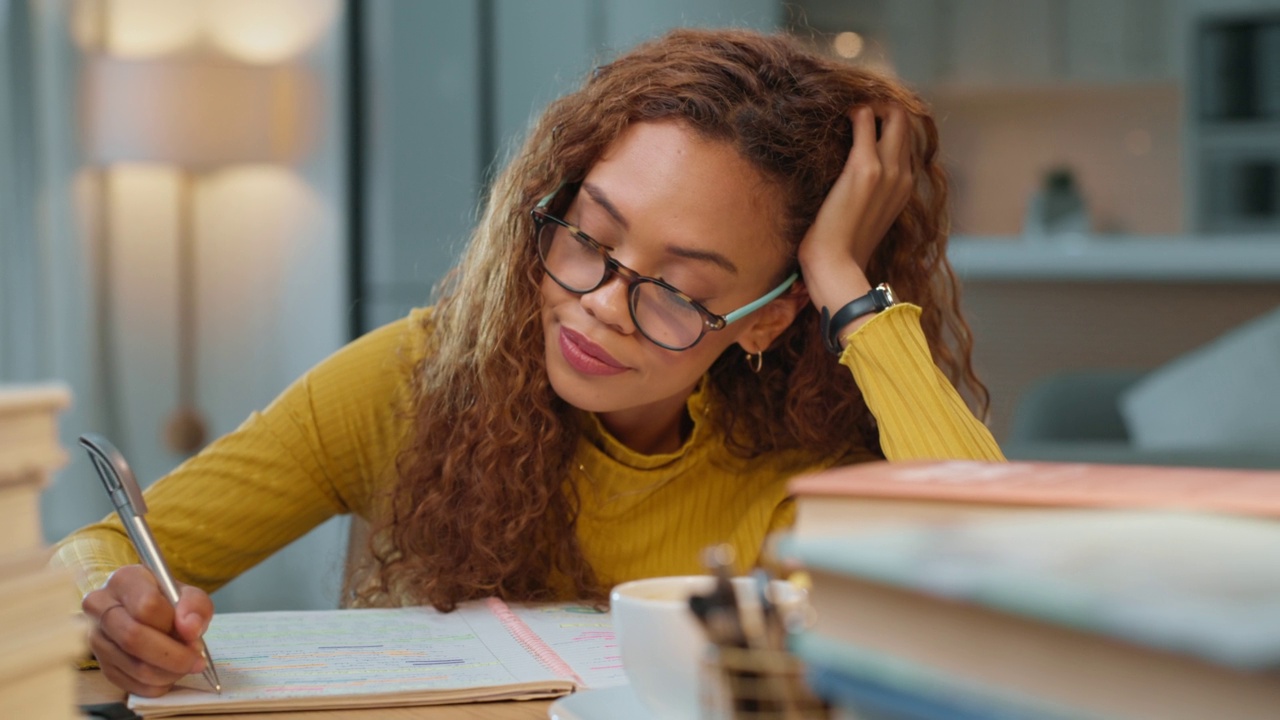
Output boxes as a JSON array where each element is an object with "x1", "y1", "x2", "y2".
[{"x1": 81, "y1": 564, "x2": 214, "y2": 697}]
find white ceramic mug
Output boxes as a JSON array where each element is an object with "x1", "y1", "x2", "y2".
[
  {"x1": 611, "y1": 575, "x2": 720, "y2": 720},
  {"x1": 611, "y1": 575, "x2": 804, "y2": 720}
]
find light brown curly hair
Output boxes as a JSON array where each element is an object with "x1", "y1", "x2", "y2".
[{"x1": 353, "y1": 28, "x2": 988, "y2": 610}]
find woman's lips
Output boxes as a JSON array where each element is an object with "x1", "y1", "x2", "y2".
[{"x1": 559, "y1": 327, "x2": 628, "y2": 376}]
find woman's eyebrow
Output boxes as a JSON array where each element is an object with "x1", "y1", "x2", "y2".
[
  {"x1": 664, "y1": 245, "x2": 738, "y2": 276},
  {"x1": 582, "y1": 182, "x2": 739, "y2": 276},
  {"x1": 582, "y1": 182, "x2": 630, "y2": 229}
]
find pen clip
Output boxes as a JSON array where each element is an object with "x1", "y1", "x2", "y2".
[{"x1": 79, "y1": 433, "x2": 148, "y2": 516}]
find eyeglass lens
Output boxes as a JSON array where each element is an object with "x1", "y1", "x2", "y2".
[{"x1": 537, "y1": 220, "x2": 706, "y2": 350}]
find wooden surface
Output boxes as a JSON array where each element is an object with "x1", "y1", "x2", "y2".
[{"x1": 77, "y1": 669, "x2": 554, "y2": 719}]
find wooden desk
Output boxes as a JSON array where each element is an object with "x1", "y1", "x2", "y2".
[{"x1": 77, "y1": 670, "x2": 554, "y2": 719}]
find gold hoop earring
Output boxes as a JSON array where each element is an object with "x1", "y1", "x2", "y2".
[{"x1": 745, "y1": 349, "x2": 763, "y2": 374}]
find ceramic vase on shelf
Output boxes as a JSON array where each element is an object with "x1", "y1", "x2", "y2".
[{"x1": 1023, "y1": 166, "x2": 1090, "y2": 242}]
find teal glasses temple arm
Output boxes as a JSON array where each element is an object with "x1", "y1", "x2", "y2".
[
  {"x1": 722, "y1": 272, "x2": 799, "y2": 325},
  {"x1": 536, "y1": 187, "x2": 560, "y2": 209}
]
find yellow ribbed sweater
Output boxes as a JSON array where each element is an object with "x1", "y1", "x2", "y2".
[{"x1": 51, "y1": 304, "x2": 1002, "y2": 600}]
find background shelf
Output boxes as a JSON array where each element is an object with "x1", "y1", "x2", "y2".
[{"x1": 949, "y1": 235, "x2": 1280, "y2": 281}]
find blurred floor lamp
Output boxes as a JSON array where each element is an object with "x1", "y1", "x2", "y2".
[{"x1": 84, "y1": 57, "x2": 310, "y2": 454}]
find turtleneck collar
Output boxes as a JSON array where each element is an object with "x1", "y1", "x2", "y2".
[{"x1": 575, "y1": 377, "x2": 716, "y2": 470}]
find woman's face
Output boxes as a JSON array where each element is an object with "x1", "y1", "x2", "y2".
[{"x1": 540, "y1": 120, "x2": 797, "y2": 450}]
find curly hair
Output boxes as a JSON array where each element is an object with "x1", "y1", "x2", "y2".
[{"x1": 351, "y1": 28, "x2": 988, "y2": 610}]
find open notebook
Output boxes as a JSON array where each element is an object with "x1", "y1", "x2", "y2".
[{"x1": 129, "y1": 598, "x2": 626, "y2": 717}]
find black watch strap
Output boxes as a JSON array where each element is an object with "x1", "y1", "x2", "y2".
[{"x1": 820, "y1": 283, "x2": 897, "y2": 355}]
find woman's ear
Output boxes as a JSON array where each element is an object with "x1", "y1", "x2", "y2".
[{"x1": 737, "y1": 280, "x2": 809, "y2": 353}]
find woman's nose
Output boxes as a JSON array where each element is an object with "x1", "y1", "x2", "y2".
[{"x1": 580, "y1": 271, "x2": 636, "y2": 335}]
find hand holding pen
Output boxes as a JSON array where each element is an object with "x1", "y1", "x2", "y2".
[{"x1": 78, "y1": 434, "x2": 222, "y2": 697}]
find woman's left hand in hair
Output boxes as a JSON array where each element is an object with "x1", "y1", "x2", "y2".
[{"x1": 796, "y1": 103, "x2": 913, "y2": 320}]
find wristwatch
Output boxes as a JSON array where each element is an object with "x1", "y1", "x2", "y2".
[{"x1": 820, "y1": 283, "x2": 897, "y2": 355}]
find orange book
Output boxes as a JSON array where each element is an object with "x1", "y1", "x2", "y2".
[{"x1": 788, "y1": 460, "x2": 1280, "y2": 539}]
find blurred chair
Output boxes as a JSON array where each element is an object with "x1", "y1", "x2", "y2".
[
  {"x1": 342, "y1": 517, "x2": 372, "y2": 607},
  {"x1": 1003, "y1": 369, "x2": 1280, "y2": 469},
  {"x1": 1007, "y1": 370, "x2": 1143, "y2": 444}
]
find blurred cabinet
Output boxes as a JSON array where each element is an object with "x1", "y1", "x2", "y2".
[
  {"x1": 875, "y1": 0, "x2": 1178, "y2": 89},
  {"x1": 1188, "y1": 7, "x2": 1280, "y2": 232},
  {"x1": 1062, "y1": 0, "x2": 1176, "y2": 82}
]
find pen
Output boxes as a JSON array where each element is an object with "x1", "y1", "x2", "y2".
[
  {"x1": 695, "y1": 544, "x2": 746, "y2": 648},
  {"x1": 751, "y1": 568, "x2": 785, "y2": 652},
  {"x1": 694, "y1": 544, "x2": 774, "y2": 718},
  {"x1": 79, "y1": 433, "x2": 222, "y2": 694}
]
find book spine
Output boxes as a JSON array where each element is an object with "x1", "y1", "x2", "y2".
[{"x1": 485, "y1": 597, "x2": 584, "y2": 686}]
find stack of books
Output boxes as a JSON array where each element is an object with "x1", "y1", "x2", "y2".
[
  {"x1": 0, "y1": 385, "x2": 85, "y2": 719},
  {"x1": 779, "y1": 460, "x2": 1280, "y2": 720}
]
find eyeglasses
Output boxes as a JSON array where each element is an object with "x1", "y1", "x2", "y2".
[{"x1": 532, "y1": 186, "x2": 799, "y2": 351}]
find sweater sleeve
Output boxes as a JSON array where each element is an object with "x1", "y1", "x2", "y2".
[
  {"x1": 50, "y1": 310, "x2": 425, "y2": 599},
  {"x1": 838, "y1": 303, "x2": 1004, "y2": 461}
]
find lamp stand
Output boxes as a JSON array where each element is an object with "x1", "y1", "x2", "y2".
[{"x1": 164, "y1": 168, "x2": 207, "y2": 455}]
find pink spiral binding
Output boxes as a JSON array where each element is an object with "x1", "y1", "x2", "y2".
[{"x1": 486, "y1": 597, "x2": 585, "y2": 686}]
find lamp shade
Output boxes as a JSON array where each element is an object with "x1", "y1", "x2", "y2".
[{"x1": 83, "y1": 56, "x2": 315, "y2": 168}]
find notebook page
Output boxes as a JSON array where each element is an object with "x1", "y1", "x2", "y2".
[
  {"x1": 508, "y1": 603, "x2": 627, "y2": 688},
  {"x1": 129, "y1": 606, "x2": 565, "y2": 714}
]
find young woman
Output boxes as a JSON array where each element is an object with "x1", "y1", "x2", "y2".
[{"x1": 55, "y1": 28, "x2": 1002, "y2": 696}]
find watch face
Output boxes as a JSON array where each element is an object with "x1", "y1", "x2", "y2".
[{"x1": 875, "y1": 283, "x2": 897, "y2": 309}]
